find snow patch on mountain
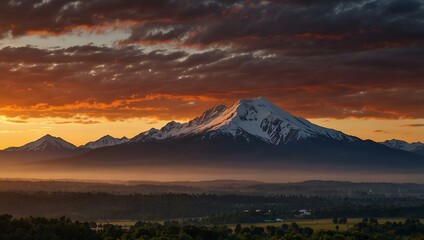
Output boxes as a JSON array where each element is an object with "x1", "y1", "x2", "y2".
[
  {"x1": 132, "y1": 97, "x2": 357, "y2": 145},
  {"x1": 5, "y1": 134, "x2": 76, "y2": 152},
  {"x1": 131, "y1": 105, "x2": 227, "y2": 142},
  {"x1": 82, "y1": 135, "x2": 129, "y2": 149},
  {"x1": 381, "y1": 139, "x2": 424, "y2": 155}
]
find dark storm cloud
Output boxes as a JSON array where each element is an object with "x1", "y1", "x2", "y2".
[
  {"x1": 2, "y1": 0, "x2": 423, "y2": 53},
  {"x1": 0, "y1": 45, "x2": 423, "y2": 120},
  {"x1": 0, "y1": 0, "x2": 229, "y2": 37},
  {"x1": 0, "y1": 0, "x2": 423, "y2": 121},
  {"x1": 385, "y1": 0, "x2": 422, "y2": 14},
  {"x1": 120, "y1": 0, "x2": 424, "y2": 54}
]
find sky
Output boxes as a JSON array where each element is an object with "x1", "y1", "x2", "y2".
[{"x1": 0, "y1": 0, "x2": 423, "y2": 149}]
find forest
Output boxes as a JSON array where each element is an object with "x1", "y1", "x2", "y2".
[
  {"x1": 0, "y1": 214, "x2": 423, "y2": 240},
  {"x1": 0, "y1": 192, "x2": 423, "y2": 222}
]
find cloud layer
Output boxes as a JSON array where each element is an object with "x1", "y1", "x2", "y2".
[{"x1": 1, "y1": 0, "x2": 423, "y2": 121}]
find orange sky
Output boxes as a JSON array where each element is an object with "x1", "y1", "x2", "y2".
[{"x1": 1, "y1": 112, "x2": 423, "y2": 150}]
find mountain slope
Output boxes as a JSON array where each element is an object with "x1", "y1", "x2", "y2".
[
  {"x1": 132, "y1": 97, "x2": 357, "y2": 145},
  {"x1": 82, "y1": 135, "x2": 129, "y2": 149},
  {"x1": 4, "y1": 134, "x2": 76, "y2": 152},
  {"x1": 381, "y1": 139, "x2": 424, "y2": 157},
  {"x1": 42, "y1": 98, "x2": 424, "y2": 171},
  {"x1": 7, "y1": 97, "x2": 424, "y2": 182}
]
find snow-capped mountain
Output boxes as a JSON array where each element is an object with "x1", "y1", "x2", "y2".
[
  {"x1": 5, "y1": 134, "x2": 76, "y2": 152},
  {"x1": 131, "y1": 97, "x2": 358, "y2": 145},
  {"x1": 3, "y1": 97, "x2": 423, "y2": 180},
  {"x1": 82, "y1": 135, "x2": 129, "y2": 149},
  {"x1": 381, "y1": 139, "x2": 424, "y2": 156}
]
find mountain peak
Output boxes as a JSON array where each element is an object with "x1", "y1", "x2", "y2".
[
  {"x1": 238, "y1": 96, "x2": 268, "y2": 104},
  {"x1": 40, "y1": 134, "x2": 54, "y2": 139},
  {"x1": 232, "y1": 97, "x2": 295, "y2": 122},
  {"x1": 208, "y1": 97, "x2": 357, "y2": 144},
  {"x1": 82, "y1": 135, "x2": 129, "y2": 149},
  {"x1": 235, "y1": 96, "x2": 272, "y2": 110},
  {"x1": 5, "y1": 134, "x2": 76, "y2": 152},
  {"x1": 132, "y1": 97, "x2": 357, "y2": 145},
  {"x1": 381, "y1": 139, "x2": 424, "y2": 156}
]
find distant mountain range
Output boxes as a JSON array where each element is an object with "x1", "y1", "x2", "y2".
[
  {"x1": 4, "y1": 134, "x2": 129, "y2": 151},
  {"x1": 81, "y1": 135, "x2": 129, "y2": 149},
  {"x1": 1, "y1": 97, "x2": 423, "y2": 182},
  {"x1": 381, "y1": 139, "x2": 424, "y2": 157}
]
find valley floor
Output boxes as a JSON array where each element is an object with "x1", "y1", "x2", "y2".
[{"x1": 99, "y1": 218, "x2": 416, "y2": 231}]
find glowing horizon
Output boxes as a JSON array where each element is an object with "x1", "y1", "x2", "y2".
[{"x1": 1, "y1": 108, "x2": 423, "y2": 150}]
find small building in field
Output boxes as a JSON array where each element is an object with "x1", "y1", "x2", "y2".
[{"x1": 295, "y1": 209, "x2": 312, "y2": 218}]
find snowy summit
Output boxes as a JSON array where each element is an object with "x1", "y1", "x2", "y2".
[
  {"x1": 82, "y1": 135, "x2": 129, "y2": 149},
  {"x1": 132, "y1": 97, "x2": 357, "y2": 145}
]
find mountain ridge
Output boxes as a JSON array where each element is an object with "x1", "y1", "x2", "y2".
[
  {"x1": 3, "y1": 98, "x2": 421, "y2": 153},
  {"x1": 381, "y1": 139, "x2": 424, "y2": 156},
  {"x1": 31, "y1": 97, "x2": 422, "y2": 172},
  {"x1": 81, "y1": 135, "x2": 129, "y2": 149},
  {"x1": 1, "y1": 97, "x2": 423, "y2": 182},
  {"x1": 132, "y1": 97, "x2": 358, "y2": 145},
  {"x1": 4, "y1": 134, "x2": 76, "y2": 152}
]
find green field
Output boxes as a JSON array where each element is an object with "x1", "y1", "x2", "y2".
[
  {"x1": 228, "y1": 218, "x2": 410, "y2": 231},
  {"x1": 99, "y1": 218, "x2": 412, "y2": 231},
  {"x1": 97, "y1": 220, "x2": 138, "y2": 228}
]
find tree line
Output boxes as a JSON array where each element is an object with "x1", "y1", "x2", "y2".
[
  {"x1": 0, "y1": 192, "x2": 423, "y2": 221},
  {"x1": 0, "y1": 214, "x2": 424, "y2": 240}
]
